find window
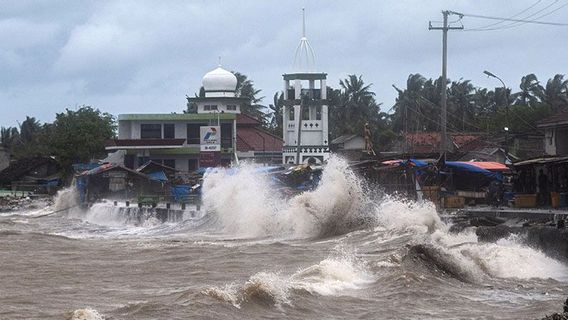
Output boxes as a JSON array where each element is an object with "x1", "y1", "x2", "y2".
[
  {"x1": 163, "y1": 159, "x2": 176, "y2": 169},
  {"x1": 137, "y1": 156, "x2": 150, "y2": 167},
  {"x1": 187, "y1": 123, "x2": 205, "y2": 144},
  {"x1": 226, "y1": 105, "x2": 237, "y2": 111},
  {"x1": 289, "y1": 108, "x2": 295, "y2": 121},
  {"x1": 221, "y1": 123, "x2": 232, "y2": 148},
  {"x1": 204, "y1": 105, "x2": 218, "y2": 111},
  {"x1": 188, "y1": 159, "x2": 199, "y2": 171},
  {"x1": 163, "y1": 124, "x2": 175, "y2": 139},
  {"x1": 302, "y1": 106, "x2": 310, "y2": 120},
  {"x1": 141, "y1": 124, "x2": 162, "y2": 139},
  {"x1": 316, "y1": 106, "x2": 322, "y2": 120}
]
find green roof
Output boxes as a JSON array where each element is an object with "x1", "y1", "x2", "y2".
[
  {"x1": 150, "y1": 147, "x2": 200, "y2": 155},
  {"x1": 118, "y1": 113, "x2": 236, "y2": 121}
]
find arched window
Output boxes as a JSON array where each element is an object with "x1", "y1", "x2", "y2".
[{"x1": 289, "y1": 108, "x2": 295, "y2": 121}]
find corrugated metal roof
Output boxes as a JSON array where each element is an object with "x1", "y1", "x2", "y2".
[
  {"x1": 118, "y1": 113, "x2": 236, "y2": 121},
  {"x1": 331, "y1": 134, "x2": 360, "y2": 144},
  {"x1": 537, "y1": 112, "x2": 568, "y2": 128},
  {"x1": 513, "y1": 156, "x2": 568, "y2": 166}
]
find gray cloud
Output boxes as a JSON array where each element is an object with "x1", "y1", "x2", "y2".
[{"x1": 1, "y1": 0, "x2": 567, "y2": 127}]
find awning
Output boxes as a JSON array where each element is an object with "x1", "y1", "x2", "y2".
[
  {"x1": 462, "y1": 161, "x2": 509, "y2": 171},
  {"x1": 445, "y1": 161, "x2": 503, "y2": 181},
  {"x1": 513, "y1": 156, "x2": 568, "y2": 166},
  {"x1": 381, "y1": 159, "x2": 431, "y2": 167}
]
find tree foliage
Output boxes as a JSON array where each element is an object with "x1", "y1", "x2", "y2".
[
  {"x1": 49, "y1": 106, "x2": 116, "y2": 170},
  {"x1": 1, "y1": 106, "x2": 116, "y2": 172},
  {"x1": 328, "y1": 75, "x2": 393, "y2": 150},
  {"x1": 390, "y1": 73, "x2": 567, "y2": 136}
]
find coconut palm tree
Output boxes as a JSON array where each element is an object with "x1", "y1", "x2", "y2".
[
  {"x1": 540, "y1": 74, "x2": 568, "y2": 112},
  {"x1": 339, "y1": 74, "x2": 377, "y2": 125},
  {"x1": 233, "y1": 72, "x2": 267, "y2": 123},
  {"x1": 0, "y1": 126, "x2": 19, "y2": 151},
  {"x1": 447, "y1": 80, "x2": 475, "y2": 131},
  {"x1": 268, "y1": 91, "x2": 284, "y2": 136},
  {"x1": 512, "y1": 73, "x2": 543, "y2": 107}
]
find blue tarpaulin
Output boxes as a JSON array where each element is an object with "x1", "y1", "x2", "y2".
[
  {"x1": 147, "y1": 171, "x2": 168, "y2": 182},
  {"x1": 41, "y1": 178, "x2": 60, "y2": 187},
  {"x1": 170, "y1": 184, "x2": 191, "y2": 202}
]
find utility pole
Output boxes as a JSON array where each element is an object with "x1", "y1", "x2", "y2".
[{"x1": 429, "y1": 11, "x2": 463, "y2": 160}]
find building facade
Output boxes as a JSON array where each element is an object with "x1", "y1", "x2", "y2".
[
  {"x1": 537, "y1": 112, "x2": 568, "y2": 156},
  {"x1": 106, "y1": 66, "x2": 283, "y2": 173}
]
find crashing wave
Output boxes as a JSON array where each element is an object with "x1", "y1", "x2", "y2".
[
  {"x1": 68, "y1": 308, "x2": 104, "y2": 320},
  {"x1": 203, "y1": 249, "x2": 373, "y2": 308},
  {"x1": 202, "y1": 156, "x2": 371, "y2": 238}
]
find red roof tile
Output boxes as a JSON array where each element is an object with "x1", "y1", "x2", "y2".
[
  {"x1": 237, "y1": 127, "x2": 283, "y2": 152},
  {"x1": 404, "y1": 132, "x2": 484, "y2": 153},
  {"x1": 237, "y1": 113, "x2": 262, "y2": 126}
]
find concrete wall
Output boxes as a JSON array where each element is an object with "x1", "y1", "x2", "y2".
[{"x1": 545, "y1": 128, "x2": 556, "y2": 155}]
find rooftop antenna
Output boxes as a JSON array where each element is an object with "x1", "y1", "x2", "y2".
[
  {"x1": 293, "y1": 8, "x2": 316, "y2": 72},
  {"x1": 302, "y1": 7, "x2": 306, "y2": 38}
]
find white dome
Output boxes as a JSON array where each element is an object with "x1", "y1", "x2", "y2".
[{"x1": 202, "y1": 66, "x2": 237, "y2": 93}]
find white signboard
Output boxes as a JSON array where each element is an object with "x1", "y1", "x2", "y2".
[{"x1": 200, "y1": 126, "x2": 221, "y2": 151}]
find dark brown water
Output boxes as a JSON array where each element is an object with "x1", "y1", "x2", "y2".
[{"x1": 1, "y1": 159, "x2": 567, "y2": 319}]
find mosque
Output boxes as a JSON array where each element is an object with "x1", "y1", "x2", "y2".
[{"x1": 106, "y1": 9, "x2": 329, "y2": 170}]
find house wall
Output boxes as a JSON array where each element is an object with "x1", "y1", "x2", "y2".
[
  {"x1": 555, "y1": 128, "x2": 568, "y2": 155},
  {"x1": 116, "y1": 118, "x2": 244, "y2": 171},
  {"x1": 545, "y1": 128, "x2": 556, "y2": 155},
  {"x1": 545, "y1": 127, "x2": 568, "y2": 156},
  {"x1": 118, "y1": 120, "x2": 234, "y2": 147},
  {"x1": 196, "y1": 101, "x2": 241, "y2": 114},
  {"x1": 343, "y1": 137, "x2": 366, "y2": 150}
]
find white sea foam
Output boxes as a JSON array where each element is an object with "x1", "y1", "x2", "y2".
[
  {"x1": 202, "y1": 156, "x2": 366, "y2": 238},
  {"x1": 54, "y1": 187, "x2": 79, "y2": 211},
  {"x1": 204, "y1": 249, "x2": 373, "y2": 307},
  {"x1": 375, "y1": 196, "x2": 442, "y2": 233},
  {"x1": 449, "y1": 235, "x2": 568, "y2": 281},
  {"x1": 69, "y1": 307, "x2": 104, "y2": 320},
  {"x1": 378, "y1": 199, "x2": 568, "y2": 281}
]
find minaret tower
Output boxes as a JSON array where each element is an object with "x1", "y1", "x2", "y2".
[{"x1": 282, "y1": 8, "x2": 329, "y2": 165}]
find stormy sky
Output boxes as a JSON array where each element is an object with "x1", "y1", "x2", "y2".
[{"x1": 1, "y1": 0, "x2": 566, "y2": 127}]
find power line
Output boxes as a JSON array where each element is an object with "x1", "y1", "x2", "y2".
[
  {"x1": 465, "y1": 1, "x2": 568, "y2": 31},
  {"x1": 466, "y1": 0, "x2": 543, "y2": 30},
  {"x1": 453, "y1": 4, "x2": 568, "y2": 32}
]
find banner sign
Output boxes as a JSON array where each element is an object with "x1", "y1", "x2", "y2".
[
  {"x1": 200, "y1": 126, "x2": 221, "y2": 152},
  {"x1": 199, "y1": 151, "x2": 221, "y2": 168}
]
